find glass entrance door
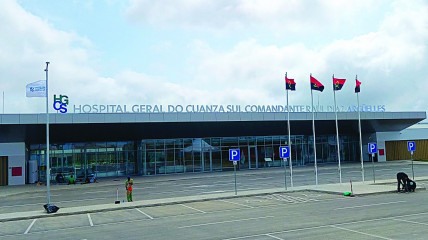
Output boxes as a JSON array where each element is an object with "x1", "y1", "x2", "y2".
[
  {"x1": 293, "y1": 136, "x2": 304, "y2": 166},
  {"x1": 248, "y1": 146, "x2": 258, "y2": 169},
  {"x1": 202, "y1": 151, "x2": 211, "y2": 172}
]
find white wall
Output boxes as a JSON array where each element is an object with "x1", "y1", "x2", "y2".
[
  {"x1": 375, "y1": 134, "x2": 387, "y2": 162},
  {"x1": 0, "y1": 142, "x2": 26, "y2": 185},
  {"x1": 398, "y1": 128, "x2": 428, "y2": 140}
]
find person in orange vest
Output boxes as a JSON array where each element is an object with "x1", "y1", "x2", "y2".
[{"x1": 125, "y1": 176, "x2": 134, "y2": 202}]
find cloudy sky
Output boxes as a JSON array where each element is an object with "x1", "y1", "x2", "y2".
[{"x1": 0, "y1": 0, "x2": 427, "y2": 115}]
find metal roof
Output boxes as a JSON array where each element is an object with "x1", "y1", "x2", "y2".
[{"x1": 0, "y1": 112, "x2": 425, "y2": 144}]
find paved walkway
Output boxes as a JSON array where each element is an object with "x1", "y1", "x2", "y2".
[
  {"x1": 1, "y1": 176, "x2": 426, "y2": 222},
  {"x1": 1, "y1": 160, "x2": 425, "y2": 198}
]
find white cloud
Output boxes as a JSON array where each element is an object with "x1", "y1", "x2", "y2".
[
  {"x1": 180, "y1": 0, "x2": 428, "y2": 110},
  {"x1": 125, "y1": 0, "x2": 386, "y2": 34},
  {"x1": 0, "y1": 1, "x2": 96, "y2": 113},
  {"x1": 0, "y1": 0, "x2": 427, "y2": 116}
]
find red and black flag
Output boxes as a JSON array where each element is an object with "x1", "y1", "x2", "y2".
[
  {"x1": 355, "y1": 79, "x2": 361, "y2": 93},
  {"x1": 285, "y1": 75, "x2": 296, "y2": 91},
  {"x1": 333, "y1": 77, "x2": 346, "y2": 91},
  {"x1": 310, "y1": 75, "x2": 324, "y2": 92}
]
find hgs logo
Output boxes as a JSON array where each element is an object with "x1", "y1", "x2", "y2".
[{"x1": 53, "y1": 94, "x2": 69, "y2": 113}]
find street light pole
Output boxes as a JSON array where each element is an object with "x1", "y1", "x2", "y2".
[{"x1": 45, "y1": 62, "x2": 51, "y2": 205}]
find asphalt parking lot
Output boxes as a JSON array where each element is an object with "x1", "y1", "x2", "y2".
[
  {"x1": 2, "y1": 190, "x2": 428, "y2": 240},
  {"x1": 0, "y1": 191, "x2": 333, "y2": 236},
  {"x1": 2, "y1": 161, "x2": 427, "y2": 216}
]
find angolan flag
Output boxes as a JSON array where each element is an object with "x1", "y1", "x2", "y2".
[
  {"x1": 333, "y1": 77, "x2": 346, "y2": 91},
  {"x1": 285, "y1": 76, "x2": 296, "y2": 91},
  {"x1": 355, "y1": 79, "x2": 361, "y2": 93},
  {"x1": 310, "y1": 76, "x2": 324, "y2": 92}
]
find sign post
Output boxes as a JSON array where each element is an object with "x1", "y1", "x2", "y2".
[
  {"x1": 368, "y1": 142, "x2": 377, "y2": 183},
  {"x1": 407, "y1": 141, "x2": 416, "y2": 179},
  {"x1": 229, "y1": 149, "x2": 240, "y2": 195},
  {"x1": 280, "y1": 146, "x2": 290, "y2": 190}
]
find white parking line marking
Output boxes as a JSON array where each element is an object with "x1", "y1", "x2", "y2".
[
  {"x1": 24, "y1": 219, "x2": 37, "y2": 234},
  {"x1": 256, "y1": 194, "x2": 318, "y2": 203},
  {"x1": 180, "y1": 204, "x2": 206, "y2": 213},
  {"x1": 218, "y1": 199, "x2": 254, "y2": 208},
  {"x1": 136, "y1": 208, "x2": 154, "y2": 219},
  {"x1": 375, "y1": 169, "x2": 392, "y2": 172},
  {"x1": 238, "y1": 187, "x2": 262, "y2": 191},
  {"x1": 330, "y1": 225, "x2": 392, "y2": 239},
  {"x1": 334, "y1": 201, "x2": 406, "y2": 210},
  {"x1": 393, "y1": 218, "x2": 428, "y2": 226},
  {"x1": 87, "y1": 213, "x2": 94, "y2": 226},
  {"x1": 146, "y1": 188, "x2": 208, "y2": 196},
  {"x1": 213, "y1": 181, "x2": 231, "y2": 184},
  {"x1": 319, "y1": 172, "x2": 337, "y2": 175},
  {"x1": 223, "y1": 212, "x2": 428, "y2": 240},
  {"x1": 302, "y1": 194, "x2": 322, "y2": 198},
  {"x1": 289, "y1": 196, "x2": 316, "y2": 202},
  {"x1": 26, "y1": 194, "x2": 60, "y2": 199},
  {"x1": 179, "y1": 216, "x2": 274, "y2": 228},
  {"x1": 59, "y1": 198, "x2": 107, "y2": 204},
  {"x1": 184, "y1": 185, "x2": 210, "y2": 188},
  {"x1": 134, "y1": 186, "x2": 156, "y2": 189},
  {"x1": 83, "y1": 190, "x2": 110, "y2": 194},
  {"x1": 266, "y1": 233, "x2": 284, "y2": 240},
  {"x1": 247, "y1": 177, "x2": 274, "y2": 181},
  {"x1": 202, "y1": 190, "x2": 226, "y2": 194}
]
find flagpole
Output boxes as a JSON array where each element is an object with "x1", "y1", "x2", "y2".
[
  {"x1": 357, "y1": 75, "x2": 364, "y2": 182},
  {"x1": 333, "y1": 74, "x2": 342, "y2": 184},
  {"x1": 310, "y1": 74, "x2": 318, "y2": 185},
  {"x1": 2, "y1": 91, "x2": 4, "y2": 114},
  {"x1": 286, "y1": 73, "x2": 293, "y2": 187},
  {"x1": 45, "y1": 62, "x2": 51, "y2": 204}
]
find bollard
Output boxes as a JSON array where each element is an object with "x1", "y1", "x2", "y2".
[
  {"x1": 344, "y1": 180, "x2": 355, "y2": 197},
  {"x1": 115, "y1": 187, "x2": 120, "y2": 204}
]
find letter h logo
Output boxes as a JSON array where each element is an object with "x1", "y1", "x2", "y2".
[{"x1": 53, "y1": 94, "x2": 69, "y2": 113}]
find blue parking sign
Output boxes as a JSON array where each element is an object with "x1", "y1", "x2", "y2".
[
  {"x1": 368, "y1": 142, "x2": 377, "y2": 154},
  {"x1": 279, "y1": 146, "x2": 290, "y2": 158},
  {"x1": 407, "y1": 141, "x2": 416, "y2": 152},
  {"x1": 229, "y1": 149, "x2": 240, "y2": 161}
]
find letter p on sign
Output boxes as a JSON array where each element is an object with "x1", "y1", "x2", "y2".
[
  {"x1": 407, "y1": 141, "x2": 416, "y2": 152},
  {"x1": 368, "y1": 142, "x2": 377, "y2": 154},
  {"x1": 229, "y1": 149, "x2": 240, "y2": 161},
  {"x1": 279, "y1": 146, "x2": 290, "y2": 158}
]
